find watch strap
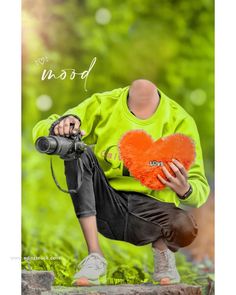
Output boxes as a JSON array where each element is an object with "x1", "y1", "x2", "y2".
[{"x1": 177, "y1": 184, "x2": 193, "y2": 200}]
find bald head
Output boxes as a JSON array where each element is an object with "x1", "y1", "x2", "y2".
[
  {"x1": 129, "y1": 79, "x2": 157, "y2": 99},
  {"x1": 128, "y1": 79, "x2": 160, "y2": 119}
]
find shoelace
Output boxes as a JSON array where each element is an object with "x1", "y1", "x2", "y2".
[{"x1": 76, "y1": 254, "x2": 106, "y2": 271}]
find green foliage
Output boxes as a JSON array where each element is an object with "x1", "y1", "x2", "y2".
[{"x1": 22, "y1": 0, "x2": 214, "y2": 292}]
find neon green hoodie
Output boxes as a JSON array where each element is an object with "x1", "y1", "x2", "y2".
[{"x1": 32, "y1": 86, "x2": 210, "y2": 208}]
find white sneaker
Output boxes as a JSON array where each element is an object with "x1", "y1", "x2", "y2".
[
  {"x1": 72, "y1": 253, "x2": 107, "y2": 286},
  {"x1": 152, "y1": 248, "x2": 180, "y2": 285}
]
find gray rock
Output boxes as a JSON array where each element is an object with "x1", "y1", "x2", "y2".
[
  {"x1": 22, "y1": 270, "x2": 55, "y2": 295},
  {"x1": 22, "y1": 279, "x2": 42, "y2": 295},
  {"x1": 41, "y1": 283, "x2": 202, "y2": 295}
]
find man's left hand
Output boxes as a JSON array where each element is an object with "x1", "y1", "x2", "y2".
[{"x1": 157, "y1": 159, "x2": 190, "y2": 197}]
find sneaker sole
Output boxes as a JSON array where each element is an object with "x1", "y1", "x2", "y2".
[
  {"x1": 72, "y1": 275, "x2": 107, "y2": 287},
  {"x1": 159, "y1": 278, "x2": 180, "y2": 285}
]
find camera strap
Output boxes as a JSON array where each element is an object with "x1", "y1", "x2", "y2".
[{"x1": 50, "y1": 156, "x2": 84, "y2": 194}]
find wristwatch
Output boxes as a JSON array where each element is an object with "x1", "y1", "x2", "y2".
[{"x1": 177, "y1": 184, "x2": 193, "y2": 200}]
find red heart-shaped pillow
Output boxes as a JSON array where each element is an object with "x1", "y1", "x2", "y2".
[{"x1": 119, "y1": 130, "x2": 195, "y2": 190}]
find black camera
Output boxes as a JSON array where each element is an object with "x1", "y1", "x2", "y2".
[
  {"x1": 35, "y1": 133, "x2": 87, "y2": 194},
  {"x1": 35, "y1": 133, "x2": 87, "y2": 159}
]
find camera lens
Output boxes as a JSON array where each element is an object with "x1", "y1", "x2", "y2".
[
  {"x1": 36, "y1": 136, "x2": 58, "y2": 154},
  {"x1": 37, "y1": 138, "x2": 49, "y2": 152}
]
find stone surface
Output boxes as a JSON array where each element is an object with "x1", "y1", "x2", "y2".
[
  {"x1": 41, "y1": 284, "x2": 202, "y2": 295},
  {"x1": 22, "y1": 280, "x2": 42, "y2": 295},
  {"x1": 22, "y1": 270, "x2": 55, "y2": 295},
  {"x1": 22, "y1": 270, "x2": 202, "y2": 295}
]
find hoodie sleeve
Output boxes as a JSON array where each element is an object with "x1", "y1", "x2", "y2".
[
  {"x1": 32, "y1": 113, "x2": 60, "y2": 143},
  {"x1": 32, "y1": 94, "x2": 101, "y2": 145},
  {"x1": 174, "y1": 116, "x2": 210, "y2": 208}
]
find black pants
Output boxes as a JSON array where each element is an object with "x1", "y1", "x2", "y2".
[{"x1": 64, "y1": 148, "x2": 198, "y2": 252}]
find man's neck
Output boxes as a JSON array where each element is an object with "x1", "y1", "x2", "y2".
[{"x1": 127, "y1": 91, "x2": 160, "y2": 120}]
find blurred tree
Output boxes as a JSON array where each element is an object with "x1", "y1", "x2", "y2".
[{"x1": 22, "y1": 0, "x2": 214, "y2": 177}]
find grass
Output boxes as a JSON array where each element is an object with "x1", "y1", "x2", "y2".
[{"x1": 22, "y1": 151, "x2": 214, "y2": 294}]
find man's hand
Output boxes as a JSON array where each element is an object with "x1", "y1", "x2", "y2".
[
  {"x1": 157, "y1": 159, "x2": 190, "y2": 197},
  {"x1": 53, "y1": 116, "x2": 85, "y2": 137}
]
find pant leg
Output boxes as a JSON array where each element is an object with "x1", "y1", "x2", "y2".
[
  {"x1": 64, "y1": 147, "x2": 128, "y2": 241},
  {"x1": 124, "y1": 192, "x2": 198, "y2": 251},
  {"x1": 64, "y1": 147, "x2": 198, "y2": 250}
]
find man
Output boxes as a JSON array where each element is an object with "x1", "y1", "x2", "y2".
[{"x1": 33, "y1": 79, "x2": 210, "y2": 286}]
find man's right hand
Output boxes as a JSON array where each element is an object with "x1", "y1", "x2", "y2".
[{"x1": 53, "y1": 116, "x2": 82, "y2": 137}]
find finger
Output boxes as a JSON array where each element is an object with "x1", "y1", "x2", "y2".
[
  {"x1": 172, "y1": 159, "x2": 188, "y2": 178},
  {"x1": 168, "y1": 162, "x2": 186, "y2": 182},
  {"x1": 157, "y1": 174, "x2": 174, "y2": 189},
  {"x1": 162, "y1": 166, "x2": 176, "y2": 183},
  {"x1": 63, "y1": 118, "x2": 71, "y2": 137},
  {"x1": 54, "y1": 125, "x2": 59, "y2": 135},
  {"x1": 69, "y1": 125, "x2": 74, "y2": 134},
  {"x1": 70, "y1": 117, "x2": 81, "y2": 135},
  {"x1": 58, "y1": 120, "x2": 65, "y2": 136}
]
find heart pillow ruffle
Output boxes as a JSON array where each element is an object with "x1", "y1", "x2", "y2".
[{"x1": 119, "y1": 130, "x2": 195, "y2": 190}]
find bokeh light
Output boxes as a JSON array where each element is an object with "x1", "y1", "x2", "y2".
[
  {"x1": 36, "y1": 94, "x2": 53, "y2": 111},
  {"x1": 189, "y1": 89, "x2": 207, "y2": 106},
  {"x1": 95, "y1": 8, "x2": 112, "y2": 25}
]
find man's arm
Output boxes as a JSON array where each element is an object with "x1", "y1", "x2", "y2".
[
  {"x1": 32, "y1": 113, "x2": 60, "y2": 143},
  {"x1": 158, "y1": 115, "x2": 210, "y2": 208},
  {"x1": 173, "y1": 116, "x2": 210, "y2": 207},
  {"x1": 32, "y1": 94, "x2": 101, "y2": 144}
]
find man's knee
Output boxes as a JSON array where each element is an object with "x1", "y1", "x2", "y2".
[
  {"x1": 163, "y1": 210, "x2": 198, "y2": 249},
  {"x1": 64, "y1": 148, "x2": 94, "y2": 175},
  {"x1": 80, "y1": 147, "x2": 96, "y2": 171},
  {"x1": 172, "y1": 210, "x2": 198, "y2": 247}
]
